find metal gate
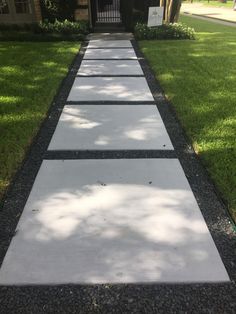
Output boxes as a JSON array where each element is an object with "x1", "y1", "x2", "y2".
[{"x1": 94, "y1": 0, "x2": 121, "y2": 23}]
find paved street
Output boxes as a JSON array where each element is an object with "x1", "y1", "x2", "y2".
[{"x1": 181, "y1": 2, "x2": 236, "y2": 25}]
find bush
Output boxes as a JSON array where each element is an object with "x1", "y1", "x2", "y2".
[
  {"x1": 35, "y1": 19, "x2": 89, "y2": 35},
  {"x1": 0, "y1": 20, "x2": 89, "y2": 41},
  {"x1": 40, "y1": 0, "x2": 77, "y2": 22},
  {"x1": 134, "y1": 22, "x2": 196, "y2": 40},
  {"x1": 0, "y1": 20, "x2": 89, "y2": 35}
]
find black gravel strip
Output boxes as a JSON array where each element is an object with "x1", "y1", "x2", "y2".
[
  {"x1": 44, "y1": 150, "x2": 176, "y2": 160},
  {"x1": 86, "y1": 47, "x2": 134, "y2": 49},
  {"x1": 83, "y1": 58, "x2": 144, "y2": 61},
  {"x1": 76, "y1": 74, "x2": 144, "y2": 77},
  {"x1": 66, "y1": 101, "x2": 156, "y2": 105},
  {"x1": 0, "y1": 39, "x2": 236, "y2": 314},
  {"x1": 0, "y1": 283, "x2": 236, "y2": 314}
]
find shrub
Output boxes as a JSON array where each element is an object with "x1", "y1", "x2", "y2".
[
  {"x1": 134, "y1": 22, "x2": 196, "y2": 40},
  {"x1": 35, "y1": 19, "x2": 89, "y2": 35},
  {"x1": 0, "y1": 20, "x2": 89, "y2": 34},
  {"x1": 0, "y1": 20, "x2": 89, "y2": 41},
  {"x1": 40, "y1": 0, "x2": 77, "y2": 22}
]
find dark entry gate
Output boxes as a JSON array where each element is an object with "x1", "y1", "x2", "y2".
[
  {"x1": 92, "y1": 0, "x2": 121, "y2": 24},
  {"x1": 90, "y1": 0, "x2": 161, "y2": 31}
]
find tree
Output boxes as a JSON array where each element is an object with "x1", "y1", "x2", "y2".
[
  {"x1": 161, "y1": 0, "x2": 182, "y2": 23},
  {"x1": 40, "y1": 0, "x2": 77, "y2": 22}
]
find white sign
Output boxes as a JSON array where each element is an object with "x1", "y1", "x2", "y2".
[{"x1": 148, "y1": 7, "x2": 164, "y2": 27}]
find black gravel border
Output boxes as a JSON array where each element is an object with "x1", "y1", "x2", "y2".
[
  {"x1": 67, "y1": 100, "x2": 156, "y2": 105},
  {"x1": 0, "y1": 38, "x2": 235, "y2": 313},
  {"x1": 45, "y1": 150, "x2": 177, "y2": 160},
  {"x1": 83, "y1": 58, "x2": 143, "y2": 61},
  {"x1": 87, "y1": 47, "x2": 134, "y2": 49},
  {"x1": 76, "y1": 74, "x2": 144, "y2": 77}
]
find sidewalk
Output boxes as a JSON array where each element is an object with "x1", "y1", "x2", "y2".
[
  {"x1": 0, "y1": 34, "x2": 235, "y2": 313},
  {"x1": 181, "y1": 2, "x2": 236, "y2": 24}
]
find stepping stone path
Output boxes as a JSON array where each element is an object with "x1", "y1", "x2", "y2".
[{"x1": 0, "y1": 37, "x2": 229, "y2": 285}]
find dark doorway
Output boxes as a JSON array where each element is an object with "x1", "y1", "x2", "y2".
[{"x1": 92, "y1": 0, "x2": 121, "y2": 24}]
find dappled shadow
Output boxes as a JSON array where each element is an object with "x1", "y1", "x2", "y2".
[
  {"x1": 78, "y1": 60, "x2": 143, "y2": 76},
  {"x1": 199, "y1": 147, "x2": 236, "y2": 219},
  {"x1": 0, "y1": 42, "x2": 77, "y2": 112},
  {"x1": 139, "y1": 19, "x2": 236, "y2": 216},
  {"x1": 48, "y1": 105, "x2": 173, "y2": 150},
  {"x1": 0, "y1": 42, "x2": 79, "y2": 196},
  {"x1": 68, "y1": 77, "x2": 154, "y2": 101},
  {"x1": 0, "y1": 160, "x2": 229, "y2": 284},
  {"x1": 84, "y1": 48, "x2": 137, "y2": 60}
]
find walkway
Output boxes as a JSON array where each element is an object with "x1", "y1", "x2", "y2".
[
  {"x1": 182, "y1": 2, "x2": 236, "y2": 25},
  {"x1": 0, "y1": 34, "x2": 235, "y2": 312}
]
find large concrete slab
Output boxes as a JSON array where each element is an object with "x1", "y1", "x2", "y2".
[
  {"x1": 0, "y1": 159, "x2": 229, "y2": 285},
  {"x1": 84, "y1": 48, "x2": 137, "y2": 60},
  {"x1": 78, "y1": 60, "x2": 143, "y2": 76},
  {"x1": 86, "y1": 33, "x2": 134, "y2": 41},
  {"x1": 67, "y1": 77, "x2": 154, "y2": 102},
  {"x1": 87, "y1": 40, "x2": 132, "y2": 48},
  {"x1": 48, "y1": 105, "x2": 173, "y2": 150}
]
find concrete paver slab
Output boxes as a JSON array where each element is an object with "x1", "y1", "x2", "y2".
[
  {"x1": 67, "y1": 77, "x2": 154, "y2": 102},
  {"x1": 78, "y1": 60, "x2": 143, "y2": 76},
  {"x1": 86, "y1": 33, "x2": 134, "y2": 41},
  {"x1": 84, "y1": 48, "x2": 137, "y2": 60},
  {"x1": 0, "y1": 159, "x2": 229, "y2": 284},
  {"x1": 87, "y1": 40, "x2": 132, "y2": 48},
  {"x1": 48, "y1": 105, "x2": 173, "y2": 150}
]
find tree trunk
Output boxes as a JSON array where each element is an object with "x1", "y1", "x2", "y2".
[
  {"x1": 164, "y1": 0, "x2": 182, "y2": 23},
  {"x1": 160, "y1": 0, "x2": 165, "y2": 7},
  {"x1": 173, "y1": 0, "x2": 182, "y2": 22}
]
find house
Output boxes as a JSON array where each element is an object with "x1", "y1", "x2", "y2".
[
  {"x1": 0, "y1": 0, "x2": 160, "y2": 30},
  {"x1": 0, "y1": 0, "x2": 42, "y2": 24}
]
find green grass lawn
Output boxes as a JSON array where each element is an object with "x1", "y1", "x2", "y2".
[
  {"x1": 186, "y1": 1, "x2": 234, "y2": 8},
  {"x1": 139, "y1": 15, "x2": 236, "y2": 221},
  {"x1": 0, "y1": 42, "x2": 79, "y2": 200}
]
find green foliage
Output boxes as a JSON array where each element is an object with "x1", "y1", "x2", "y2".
[
  {"x1": 139, "y1": 15, "x2": 236, "y2": 221},
  {"x1": 36, "y1": 19, "x2": 89, "y2": 35},
  {"x1": 134, "y1": 22, "x2": 196, "y2": 40},
  {"x1": 0, "y1": 20, "x2": 89, "y2": 41},
  {"x1": 0, "y1": 32, "x2": 85, "y2": 42},
  {"x1": 0, "y1": 42, "x2": 79, "y2": 199},
  {"x1": 40, "y1": 0, "x2": 77, "y2": 22}
]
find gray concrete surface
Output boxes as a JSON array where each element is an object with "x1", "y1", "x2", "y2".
[
  {"x1": 84, "y1": 48, "x2": 137, "y2": 60},
  {"x1": 86, "y1": 33, "x2": 134, "y2": 41},
  {"x1": 87, "y1": 40, "x2": 133, "y2": 48},
  {"x1": 48, "y1": 105, "x2": 173, "y2": 150},
  {"x1": 67, "y1": 77, "x2": 154, "y2": 102},
  {"x1": 0, "y1": 159, "x2": 229, "y2": 284},
  {"x1": 78, "y1": 60, "x2": 143, "y2": 76}
]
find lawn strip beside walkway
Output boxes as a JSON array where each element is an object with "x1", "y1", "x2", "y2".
[
  {"x1": 0, "y1": 42, "x2": 80, "y2": 201},
  {"x1": 139, "y1": 15, "x2": 236, "y2": 222}
]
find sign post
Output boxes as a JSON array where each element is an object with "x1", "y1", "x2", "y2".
[{"x1": 147, "y1": 7, "x2": 164, "y2": 27}]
